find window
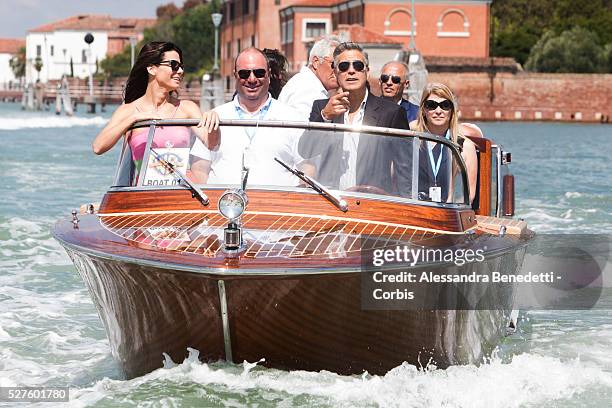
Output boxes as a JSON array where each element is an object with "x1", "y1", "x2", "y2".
[
  {"x1": 82, "y1": 49, "x2": 87, "y2": 63},
  {"x1": 287, "y1": 20, "x2": 294, "y2": 44},
  {"x1": 305, "y1": 22, "x2": 326, "y2": 39},
  {"x1": 36, "y1": 45, "x2": 41, "y2": 57},
  {"x1": 243, "y1": 0, "x2": 249, "y2": 15},
  {"x1": 251, "y1": 35, "x2": 256, "y2": 47},
  {"x1": 437, "y1": 9, "x2": 470, "y2": 38},
  {"x1": 50, "y1": 45, "x2": 54, "y2": 57},
  {"x1": 229, "y1": 2, "x2": 235, "y2": 20},
  {"x1": 226, "y1": 42, "x2": 231, "y2": 60},
  {"x1": 237, "y1": 39, "x2": 241, "y2": 53},
  {"x1": 275, "y1": 0, "x2": 280, "y2": 5},
  {"x1": 281, "y1": 21, "x2": 287, "y2": 44},
  {"x1": 302, "y1": 19, "x2": 328, "y2": 42},
  {"x1": 384, "y1": 9, "x2": 415, "y2": 36}
]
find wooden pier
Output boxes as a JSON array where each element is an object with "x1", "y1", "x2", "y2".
[{"x1": 0, "y1": 84, "x2": 226, "y2": 113}]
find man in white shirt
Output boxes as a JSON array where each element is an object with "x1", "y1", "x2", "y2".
[
  {"x1": 190, "y1": 47, "x2": 304, "y2": 186},
  {"x1": 278, "y1": 36, "x2": 339, "y2": 121}
]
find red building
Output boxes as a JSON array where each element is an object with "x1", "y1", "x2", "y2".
[{"x1": 220, "y1": 0, "x2": 491, "y2": 89}]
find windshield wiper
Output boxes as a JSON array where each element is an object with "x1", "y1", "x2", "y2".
[
  {"x1": 274, "y1": 157, "x2": 348, "y2": 212},
  {"x1": 150, "y1": 148, "x2": 209, "y2": 206}
]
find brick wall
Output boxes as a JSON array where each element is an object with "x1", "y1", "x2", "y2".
[{"x1": 428, "y1": 72, "x2": 612, "y2": 123}]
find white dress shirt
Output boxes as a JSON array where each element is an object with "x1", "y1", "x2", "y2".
[
  {"x1": 190, "y1": 95, "x2": 304, "y2": 186},
  {"x1": 339, "y1": 89, "x2": 368, "y2": 189},
  {"x1": 278, "y1": 65, "x2": 329, "y2": 121}
]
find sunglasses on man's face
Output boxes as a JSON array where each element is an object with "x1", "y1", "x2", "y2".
[
  {"x1": 237, "y1": 69, "x2": 267, "y2": 80},
  {"x1": 157, "y1": 60, "x2": 184, "y2": 72},
  {"x1": 424, "y1": 99, "x2": 454, "y2": 111},
  {"x1": 380, "y1": 74, "x2": 402, "y2": 84},
  {"x1": 333, "y1": 60, "x2": 366, "y2": 73}
]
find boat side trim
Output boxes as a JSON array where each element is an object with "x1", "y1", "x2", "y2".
[
  {"x1": 97, "y1": 209, "x2": 477, "y2": 235},
  {"x1": 54, "y1": 235, "x2": 527, "y2": 276},
  {"x1": 218, "y1": 280, "x2": 233, "y2": 362}
]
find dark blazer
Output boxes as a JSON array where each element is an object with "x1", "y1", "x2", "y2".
[
  {"x1": 400, "y1": 98, "x2": 420, "y2": 123},
  {"x1": 300, "y1": 93, "x2": 412, "y2": 196}
]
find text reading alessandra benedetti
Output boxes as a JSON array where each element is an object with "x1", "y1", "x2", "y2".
[{"x1": 361, "y1": 245, "x2": 560, "y2": 310}]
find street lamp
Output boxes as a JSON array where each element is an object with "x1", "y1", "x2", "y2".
[
  {"x1": 211, "y1": 13, "x2": 223, "y2": 72},
  {"x1": 409, "y1": 0, "x2": 416, "y2": 50},
  {"x1": 84, "y1": 33, "x2": 94, "y2": 97}
]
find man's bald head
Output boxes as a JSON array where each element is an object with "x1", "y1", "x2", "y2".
[
  {"x1": 380, "y1": 61, "x2": 409, "y2": 79},
  {"x1": 234, "y1": 47, "x2": 269, "y2": 71},
  {"x1": 379, "y1": 61, "x2": 410, "y2": 103}
]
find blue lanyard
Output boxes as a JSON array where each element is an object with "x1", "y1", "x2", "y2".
[
  {"x1": 234, "y1": 97, "x2": 272, "y2": 143},
  {"x1": 427, "y1": 130, "x2": 451, "y2": 185}
]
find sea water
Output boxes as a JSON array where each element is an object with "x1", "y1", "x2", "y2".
[{"x1": 0, "y1": 102, "x2": 611, "y2": 407}]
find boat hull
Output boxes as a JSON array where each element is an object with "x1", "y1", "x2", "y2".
[{"x1": 61, "y1": 243, "x2": 525, "y2": 379}]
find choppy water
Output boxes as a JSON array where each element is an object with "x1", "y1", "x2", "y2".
[{"x1": 0, "y1": 102, "x2": 611, "y2": 407}]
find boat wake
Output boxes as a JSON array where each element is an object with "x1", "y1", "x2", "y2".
[{"x1": 63, "y1": 349, "x2": 612, "y2": 408}]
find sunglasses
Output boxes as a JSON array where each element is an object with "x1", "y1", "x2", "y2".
[
  {"x1": 380, "y1": 74, "x2": 402, "y2": 84},
  {"x1": 424, "y1": 99, "x2": 454, "y2": 111},
  {"x1": 333, "y1": 60, "x2": 366, "y2": 72},
  {"x1": 237, "y1": 69, "x2": 267, "y2": 80},
  {"x1": 157, "y1": 60, "x2": 184, "y2": 72}
]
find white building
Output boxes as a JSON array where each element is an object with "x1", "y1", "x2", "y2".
[
  {"x1": 0, "y1": 38, "x2": 25, "y2": 87},
  {"x1": 25, "y1": 14, "x2": 155, "y2": 83}
]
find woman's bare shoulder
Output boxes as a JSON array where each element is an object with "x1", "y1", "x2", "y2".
[
  {"x1": 460, "y1": 122, "x2": 484, "y2": 138},
  {"x1": 176, "y1": 99, "x2": 201, "y2": 118},
  {"x1": 108, "y1": 101, "x2": 137, "y2": 120}
]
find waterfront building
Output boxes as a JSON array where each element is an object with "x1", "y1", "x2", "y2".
[
  {"x1": 0, "y1": 38, "x2": 25, "y2": 88},
  {"x1": 219, "y1": 0, "x2": 491, "y2": 90},
  {"x1": 25, "y1": 15, "x2": 155, "y2": 83}
]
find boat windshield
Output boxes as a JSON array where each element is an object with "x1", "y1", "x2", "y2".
[{"x1": 113, "y1": 120, "x2": 470, "y2": 206}]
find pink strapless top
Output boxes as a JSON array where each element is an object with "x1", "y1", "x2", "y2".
[{"x1": 128, "y1": 126, "x2": 191, "y2": 162}]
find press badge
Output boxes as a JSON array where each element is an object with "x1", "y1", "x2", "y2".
[
  {"x1": 242, "y1": 147, "x2": 256, "y2": 170},
  {"x1": 429, "y1": 186, "x2": 442, "y2": 202}
]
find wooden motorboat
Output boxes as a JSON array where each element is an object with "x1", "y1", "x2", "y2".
[{"x1": 53, "y1": 120, "x2": 532, "y2": 379}]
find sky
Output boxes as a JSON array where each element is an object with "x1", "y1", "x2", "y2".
[{"x1": 0, "y1": 0, "x2": 184, "y2": 38}]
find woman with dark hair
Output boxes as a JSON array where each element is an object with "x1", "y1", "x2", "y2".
[
  {"x1": 92, "y1": 41, "x2": 218, "y2": 158},
  {"x1": 263, "y1": 48, "x2": 288, "y2": 99}
]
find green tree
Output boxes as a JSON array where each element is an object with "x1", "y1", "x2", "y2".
[
  {"x1": 551, "y1": 0, "x2": 612, "y2": 45},
  {"x1": 9, "y1": 46, "x2": 26, "y2": 81},
  {"x1": 99, "y1": 49, "x2": 132, "y2": 77},
  {"x1": 490, "y1": 0, "x2": 612, "y2": 68},
  {"x1": 490, "y1": 0, "x2": 555, "y2": 64},
  {"x1": 525, "y1": 27, "x2": 605, "y2": 73}
]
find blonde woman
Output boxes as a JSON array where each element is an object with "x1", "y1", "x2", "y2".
[{"x1": 409, "y1": 82, "x2": 478, "y2": 204}]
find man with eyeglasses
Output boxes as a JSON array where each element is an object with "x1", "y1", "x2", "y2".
[
  {"x1": 301, "y1": 42, "x2": 412, "y2": 196},
  {"x1": 190, "y1": 47, "x2": 304, "y2": 186},
  {"x1": 278, "y1": 36, "x2": 340, "y2": 121},
  {"x1": 379, "y1": 61, "x2": 419, "y2": 122}
]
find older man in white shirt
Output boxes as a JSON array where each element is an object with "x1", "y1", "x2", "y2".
[
  {"x1": 278, "y1": 36, "x2": 339, "y2": 121},
  {"x1": 190, "y1": 47, "x2": 304, "y2": 186}
]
